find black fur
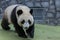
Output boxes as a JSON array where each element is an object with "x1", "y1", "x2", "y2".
[
  {"x1": 1, "y1": 6, "x2": 34, "y2": 38},
  {"x1": 1, "y1": 16, "x2": 10, "y2": 30}
]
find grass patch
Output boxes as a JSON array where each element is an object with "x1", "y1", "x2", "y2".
[{"x1": 0, "y1": 20, "x2": 60, "y2": 40}]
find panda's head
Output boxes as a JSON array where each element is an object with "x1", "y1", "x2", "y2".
[{"x1": 16, "y1": 5, "x2": 34, "y2": 30}]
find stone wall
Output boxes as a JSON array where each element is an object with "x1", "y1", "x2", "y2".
[{"x1": 0, "y1": 0, "x2": 60, "y2": 25}]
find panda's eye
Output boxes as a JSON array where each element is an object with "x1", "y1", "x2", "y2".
[
  {"x1": 21, "y1": 20, "x2": 25, "y2": 24},
  {"x1": 28, "y1": 20, "x2": 31, "y2": 24},
  {"x1": 17, "y1": 10, "x2": 23, "y2": 16}
]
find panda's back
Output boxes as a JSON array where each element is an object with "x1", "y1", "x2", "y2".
[{"x1": 4, "y1": 5, "x2": 18, "y2": 23}]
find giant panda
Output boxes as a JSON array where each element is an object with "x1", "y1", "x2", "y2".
[{"x1": 1, "y1": 4, "x2": 34, "y2": 38}]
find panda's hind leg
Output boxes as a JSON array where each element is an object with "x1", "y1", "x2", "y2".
[{"x1": 1, "y1": 18, "x2": 10, "y2": 30}]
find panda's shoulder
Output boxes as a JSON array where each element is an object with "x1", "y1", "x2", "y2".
[{"x1": 5, "y1": 5, "x2": 18, "y2": 11}]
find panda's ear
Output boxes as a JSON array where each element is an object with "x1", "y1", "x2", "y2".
[
  {"x1": 17, "y1": 10, "x2": 23, "y2": 16},
  {"x1": 30, "y1": 9, "x2": 33, "y2": 15}
]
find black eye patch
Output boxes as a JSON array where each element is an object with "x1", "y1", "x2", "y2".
[
  {"x1": 17, "y1": 10, "x2": 23, "y2": 16},
  {"x1": 28, "y1": 20, "x2": 31, "y2": 24},
  {"x1": 21, "y1": 20, "x2": 25, "y2": 24}
]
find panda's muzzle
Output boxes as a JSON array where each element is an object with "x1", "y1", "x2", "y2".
[{"x1": 23, "y1": 22, "x2": 29, "y2": 30}]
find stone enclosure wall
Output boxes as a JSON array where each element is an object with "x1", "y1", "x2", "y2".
[{"x1": 0, "y1": 0, "x2": 60, "y2": 25}]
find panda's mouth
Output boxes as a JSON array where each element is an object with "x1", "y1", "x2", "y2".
[{"x1": 23, "y1": 27, "x2": 28, "y2": 30}]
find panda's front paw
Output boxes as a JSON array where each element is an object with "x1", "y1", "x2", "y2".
[
  {"x1": 2, "y1": 26, "x2": 10, "y2": 30},
  {"x1": 18, "y1": 34, "x2": 27, "y2": 38}
]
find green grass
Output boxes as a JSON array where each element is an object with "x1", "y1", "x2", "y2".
[{"x1": 0, "y1": 21, "x2": 60, "y2": 40}]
